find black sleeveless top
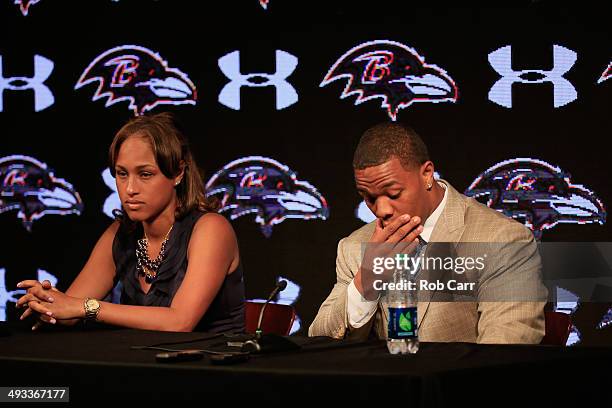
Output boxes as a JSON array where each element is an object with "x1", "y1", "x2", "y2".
[{"x1": 111, "y1": 209, "x2": 245, "y2": 334}]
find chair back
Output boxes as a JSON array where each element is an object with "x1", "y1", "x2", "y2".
[
  {"x1": 245, "y1": 301, "x2": 296, "y2": 336},
  {"x1": 541, "y1": 311, "x2": 572, "y2": 345}
]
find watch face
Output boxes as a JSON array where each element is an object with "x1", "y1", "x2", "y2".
[{"x1": 86, "y1": 299, "x2": 99, "y2": 309}]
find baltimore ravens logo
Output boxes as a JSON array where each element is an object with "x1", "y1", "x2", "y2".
[
  {"x1": 598, "y1": 62, "x2": 611, "y2": 84},
  {"x1": 75, "y1": 45, "x2": 197, "y2": 115},
  {"x1": 0, "y1": 155, "x2": 83, "y2": 231},
  {"x1": 205, "y1": 156, "x2": 329, "y2": 237},
  {"x1": 321, "y1": 40, "x2": 458, "y2": 121},
  {"x1": 14, "y1": 0, "x2": 40, "y2": 16},
  {"x1": 465, "y1": 158, "x2": 606, "y2": 239}
]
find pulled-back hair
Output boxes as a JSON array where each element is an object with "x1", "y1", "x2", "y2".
[{"x1": 108, "y1": 112, "x2": 218, "y2": 226}]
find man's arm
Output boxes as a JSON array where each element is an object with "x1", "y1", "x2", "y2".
[
  {"x1": 477, "y1": 224, "x2": 547, "y2": 344},
  {"x1": 308, "y1": 237, "x2": 377, "y2": 339}
]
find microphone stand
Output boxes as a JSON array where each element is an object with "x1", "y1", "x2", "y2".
[{"x1": 242, "y1": 280, "x2": 300, "y2": 353}]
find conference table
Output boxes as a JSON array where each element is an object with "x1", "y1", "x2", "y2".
[{"x1": 0, "y1": 322, "x2": 609, "y2": 405}]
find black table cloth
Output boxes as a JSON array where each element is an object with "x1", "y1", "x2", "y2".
[{"x1": 0, "y1": 322, "x2": 609, "y2": 405}]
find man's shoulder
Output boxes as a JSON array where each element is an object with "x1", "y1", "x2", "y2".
[
  {"x1": 344, "y1": 221, "x2": 376, "y2": 244},
  {"x1": 462, "y1": 195, "x2": 534, "y2": 242}
]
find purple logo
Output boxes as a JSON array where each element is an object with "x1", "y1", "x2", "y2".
[
  {"x1": 321, "y1": 40, "x2": 458, "y2": 120},
  {"x1": 206, "y1": 156, "x2": 329, "y2": 237},
  {"x1": 14, "y1": 0, "x2": 40, "y2": 16},
  {"x1": 598, "y1": 62, "x2": 611, "y2": 84},
  {"x1": 0, "y1": 155, "x2": 83, "y2": 231},
  {"x1": 75, "y1": 45, "x2": 196, "y2": 115},
  {"x1": 465, "y1": 158, "x2": 606, "y2": 239}
]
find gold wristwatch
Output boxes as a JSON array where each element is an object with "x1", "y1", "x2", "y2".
[{"x1": 83, "y1": 298, "x2": 101, "y2": 321}]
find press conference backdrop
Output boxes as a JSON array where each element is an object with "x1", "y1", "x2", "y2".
[{"x1": 1, "y1": 2, "x2": 610, "y2": 343}]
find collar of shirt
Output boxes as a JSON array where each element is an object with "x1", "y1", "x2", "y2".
[{"x1": 420, "y1": 181, "x2": 448, "y2": 243}]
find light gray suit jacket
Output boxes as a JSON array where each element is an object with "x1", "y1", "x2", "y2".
[{"x1": 308, "y1": 180, "x2": 547, "y2": 344}]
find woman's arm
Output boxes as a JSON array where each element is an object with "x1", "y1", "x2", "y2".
[
  {"x1": 17, "y1": 221, "x2": 121, "y2": 326},
  {"x1": 19, "y1": 213, "x2": 238, "y2": 332},
  {"x1": 60, "y1": 220, "x2": 121, "y2": 326},
  {"x1": 84, "y1": 213, "x2": 239, "y2": 332},
  {"x1": 65, "y1": 221, "x2": 120, "y2": 300}
]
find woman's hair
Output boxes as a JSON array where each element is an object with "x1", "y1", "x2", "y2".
[{"x1": 108, "y1": 112, "x2": 218, "y2": 226}]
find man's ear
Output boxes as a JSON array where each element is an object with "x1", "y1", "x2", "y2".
[{"x1": 421, "y1": 161, "x2": 435, "y2": 183}]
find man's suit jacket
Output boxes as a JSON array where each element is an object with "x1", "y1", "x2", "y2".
[{"x1": 308, "y1": 179, "x2": 547, "y2": 344}]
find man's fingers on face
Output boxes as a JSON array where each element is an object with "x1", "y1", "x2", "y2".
[
  {"x1": 388, "y1": 217, "x2": 422, "y2": 243},
  {"x1": 380, "y1": 214, "x2": 411, "y2": 240},
  {"x1": 375, "y1": 218, "x2": 384, "y2": 231},
  {"x1": 399, "y1": 223, "x2": 424, "y2": 245},
  {"x1": 395, "y1": 239, "x2": 418, "y2": 255}
]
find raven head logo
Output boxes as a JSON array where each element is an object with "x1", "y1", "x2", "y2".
[
  {"x1": 14, "y1": 0, "x2": 40, "y2": 16},
  {"x1": 205, "y1": 156, "x2": 329, "y2": 237},
  {"x1": 0, "y1": 155, "x2": 83, "y2": 231},
  {"x1": 75, "y1": 45, "x2": 197, "y2": 115},
  {"x1": 321, "y1": 40, "x2": 458, "y2": 120},
  {"x1": 465, "y1": 158, "x2": 606, "y2": 239},
  {"x1": 598, "y1": 62, "x2": 611, "y2": 84}
]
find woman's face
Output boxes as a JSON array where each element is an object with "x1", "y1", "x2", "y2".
[{"x1": 114, "y1": 134, "x2": 178, "y2": 222}]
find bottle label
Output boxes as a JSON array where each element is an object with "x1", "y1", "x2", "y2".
[{"x1": 388, "y1": 306, "x2": 418, "y2": 339}]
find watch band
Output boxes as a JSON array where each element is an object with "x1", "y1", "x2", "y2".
[{"x1": 84, "y1": 298, "x2": 100, "y2": 321}]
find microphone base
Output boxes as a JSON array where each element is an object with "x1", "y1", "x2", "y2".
[{"x1": 241, "y1": 334, "x2": 301, "y2": 354}]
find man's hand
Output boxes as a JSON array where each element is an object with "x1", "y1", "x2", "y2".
[{"x1": 355, "y1": 214, "x2": 423, "y2": 300}]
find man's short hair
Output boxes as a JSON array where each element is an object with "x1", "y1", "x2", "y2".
[{"x1": 353, "y1": 122, "x2": 430, "y2": 170}]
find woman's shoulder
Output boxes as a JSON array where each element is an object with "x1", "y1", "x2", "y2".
[
  {"x1": 187, "y1": 212, "x2": 238, "y2": 259},
  {"x1": 192, "y1": 211, "x2": 235, "y2": 236}
]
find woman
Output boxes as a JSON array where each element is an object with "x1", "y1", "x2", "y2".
[{"x1": 16, "y1": 113, "x2": 245, "y2": 333}]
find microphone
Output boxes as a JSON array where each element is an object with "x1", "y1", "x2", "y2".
[
  {"x1": 241, "y1": 280, "x2": 300, "y2": 354},
  {"x1": 255, "y1": 280, "x2": 287, "y2": 338}
]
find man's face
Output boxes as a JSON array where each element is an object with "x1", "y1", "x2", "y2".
[{"x1": 355, "y1": 157, "x2": 430, "y2": 228}]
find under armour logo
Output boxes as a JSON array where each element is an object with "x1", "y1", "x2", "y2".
[
  {"x1": 218, "y1": 50, "x2": 298, "y2": 110},
  {"x1": 488, "y1": 45, "x2": 577, "y2": 108},
  {"x1": 0, "y1": 54, "x2": 55, "y2": 112},
  {"x1": 102, "y1": 167, "x2": 120, "y2": 219}
]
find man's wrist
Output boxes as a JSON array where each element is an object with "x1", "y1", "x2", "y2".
[
  {"x1": 354, "y1": 268, "x2": 380, "y2": 301},
  {"x1": 354, "y1": 272, "x2": 364, "y2": 296}
]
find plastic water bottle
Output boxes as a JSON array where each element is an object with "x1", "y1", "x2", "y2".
[{"x1": 386, "y1": 268, "x2": 419, "y2": 354}]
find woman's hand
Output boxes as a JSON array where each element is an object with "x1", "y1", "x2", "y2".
[{"x1": 16, "y1": 280, "x2": 85, "y2": 329}]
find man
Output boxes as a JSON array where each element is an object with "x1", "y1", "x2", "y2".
[{"x1": 309, "y1": 123, "x2": 547, "y2": 343}]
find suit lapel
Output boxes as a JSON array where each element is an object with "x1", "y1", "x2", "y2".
[{"x1": 418, "y1": 179, "x2": 468, "y2": 328}]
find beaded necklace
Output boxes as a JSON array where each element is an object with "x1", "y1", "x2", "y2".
[{"x1": 136, "y1": 224, "x2": 174, "y2": 284}]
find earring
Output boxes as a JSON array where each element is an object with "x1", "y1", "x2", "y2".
[
  {"x1": 427, "y1": 182, "x2": 433, "y2": 190},
  {"x1": 175, "y1": 180, "x2": 180, "y2": 186}
]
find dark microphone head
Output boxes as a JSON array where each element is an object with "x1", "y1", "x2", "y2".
[{"x1": 278, "y1": 280, "x2": 287, "y2": 291}]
